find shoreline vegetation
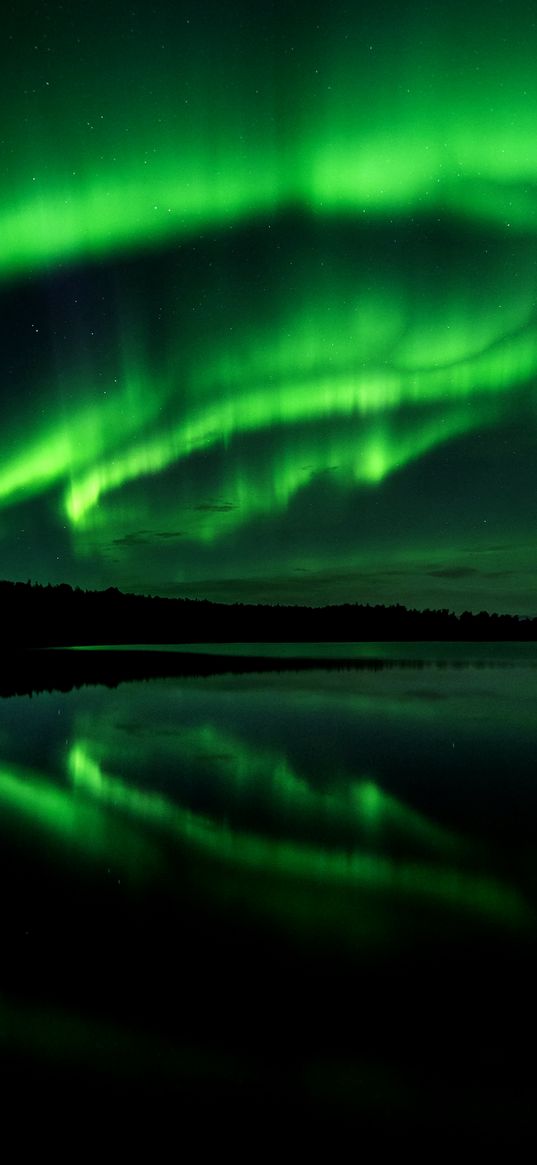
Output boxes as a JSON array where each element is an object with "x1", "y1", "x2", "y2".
[
  {"x1": 1, "y1": 579, "x2": 536, "y2": 648},
  {"x1": 1, "y1": 579, "x2": 536, "y2": 697}
]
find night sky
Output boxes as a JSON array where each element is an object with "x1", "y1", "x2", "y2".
[{"x1": 2, "y1": 0, "x2": 537, "y2": 612}]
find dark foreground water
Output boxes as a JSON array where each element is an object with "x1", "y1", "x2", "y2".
[{"x1": 1, "y1": 646, "x2": 537, "y2": 1144}]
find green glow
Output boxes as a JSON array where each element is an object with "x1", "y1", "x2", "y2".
[
  {"x1": 2, "y1": 3, "x2": 537, "y2": 606},
  {"x1": 0, "y1": 367, "x2": 165, "y2": 510},
  {"x1": 65, "y1": 741, "x2": 526, "y2": 927},
  {"x1": 66, "y1": 403, "x2": 502, "y2": 539},
  {"x1": 64, "y1": 310, "x2": 531, "y2": 531},
  {"x1": 6, "y1": 7, "x2": 537, "y2": 279},
  {"x1": 52, "y1": 240, "x2": 537, "y2": 537},
  {"x1": 0, "y1": 762, "x2": 159, "y2": 878},
  {"x1": 159, "y1": 721, "x2": 464, "y2": 856},
  {"x1": 0, "y1": 169, "x2": 283, "y2": 281}
]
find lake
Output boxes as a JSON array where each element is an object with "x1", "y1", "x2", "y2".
[{"x1": 1, "y1": 645, "x2": 536, "y2": 1144}]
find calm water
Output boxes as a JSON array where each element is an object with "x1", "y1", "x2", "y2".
[{"x1": 1, "y1": 648, "x2": 536, "y2": 1140}]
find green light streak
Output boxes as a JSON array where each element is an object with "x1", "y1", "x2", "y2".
[
  {"x1": 4, "y1": 5, "x2": 537, "y2": 279},
  {"x1": 0, "y1": 762, "x2": 160, "y2": 878},
  {"x1": 2, "y1": 3, "x2": 537, "y2": 581},
  {"x1": 5, "y1": 99, "x2": 537, "y2": 280},
  {"x1": 164, "y1": 721, "x2": 463, "y2": 856},
  {"x1": 64, "y1": 315, "x2": 531, "y2": 530},
  {"x1": 66, "y1": 742, "x2": 527, "y2": 928},
  {"x1": 0, "y1": 372, "x2": 164, "y2": 510},
  {"x1": 0, "y1": 170, "x2": 283, "y2": 282},
  {"x1": 190, "y1": 400, "x2": 505, "y2": 543}
]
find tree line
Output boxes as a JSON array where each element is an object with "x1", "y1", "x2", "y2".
[{"x1": 1, "y1": 579, "x2": 535, "y2": 646}]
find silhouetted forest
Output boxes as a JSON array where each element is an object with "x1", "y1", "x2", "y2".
[{"x1": 1, "y1": 579, "x2": 536, "y2": 646}]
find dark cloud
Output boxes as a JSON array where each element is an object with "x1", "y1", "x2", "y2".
[
  {"x1": 402, "y1": 690, "x2": 448, "y2": 702},
  {"x1": 428, "y1": 567, "x2": 480, "y2": 579},
  {"x1": 192, "y1": 502, "x2": 238, "y2": 513},
  {"x1": 428, "y1": 567, "x2": 515, "y2": 580},
  {"x1": 113, "y1": 530, "x2": 185, "y2": 548},
  {"x1": 123, "y1": 546, "x2": 531, "y2": 613}
]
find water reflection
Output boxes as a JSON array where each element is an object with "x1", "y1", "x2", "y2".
[
  {"x1": 0, "y1": 666, "x2": 534, "y2": 936},
  {"x1": 1, "y1": 660, "x2": 536, "y2": 1129}
]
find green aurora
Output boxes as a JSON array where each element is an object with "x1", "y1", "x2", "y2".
[{"x1": 2, "y1": 0, "x2": 537, "y2": 610}]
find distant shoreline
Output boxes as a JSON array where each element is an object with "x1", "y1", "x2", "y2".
[
  {"x1": 2, "y1": 642, "x2": 537, "y2": 700},
  {"x1": 1, "y1": 579, "x2": 536, "y2": 648}
]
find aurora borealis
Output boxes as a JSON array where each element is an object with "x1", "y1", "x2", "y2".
[{"x1": 3, "y1": 1, "x2": 537, "y2": 610}]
